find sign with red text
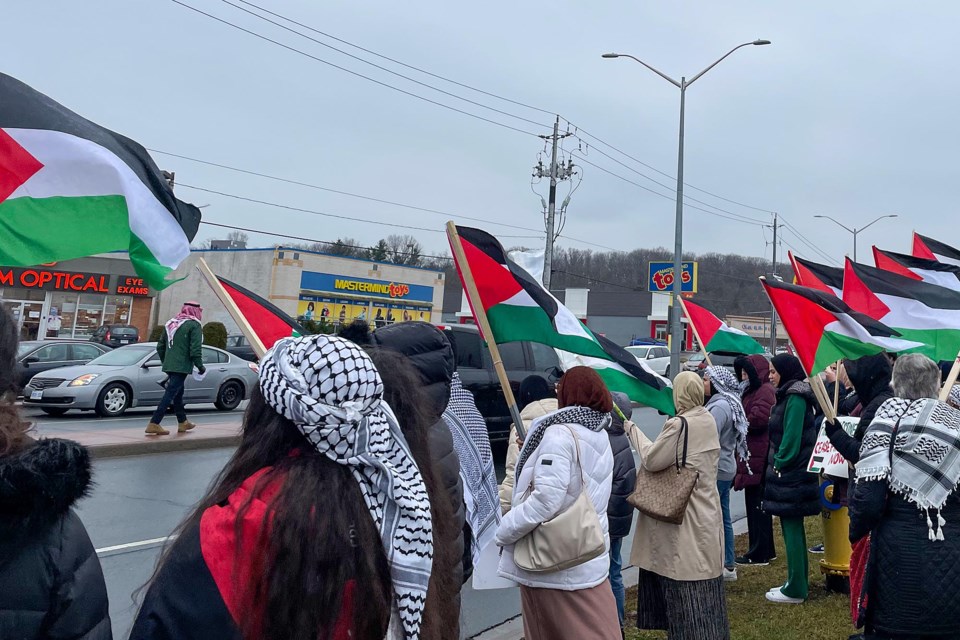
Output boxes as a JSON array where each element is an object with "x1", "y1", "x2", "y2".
[
  {"x1": 114, "y1": 275, "x2": 151, "y2": 296},
  {"x1": 807, "y1": 417, "x2": 859, "y2": 477},
  {"x1": 0, "y1": 266, "x2": 110, "y2": 293},
  {"x1": 647, "y1": 261, "x2": 698, "y2": 293}
]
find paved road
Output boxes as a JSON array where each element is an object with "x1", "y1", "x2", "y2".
[
  {"x1": 23, "y1": 402, "x2": 246, "y2": 438},
  {"x1": 57, "y1": 405, "x2": 744, "y2": 639}
]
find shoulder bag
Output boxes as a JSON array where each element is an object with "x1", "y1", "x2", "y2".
[
  {"x1": 514, "y1": 425, "x2": 606, "y2": 573},
  {"x1": 627, "y1": 416, "x2": 699, "y2": 525}
]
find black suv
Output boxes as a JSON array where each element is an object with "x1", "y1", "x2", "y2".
[
  {"x1": 89, "y1": 324, "x2": 140, "y2": 348},
  {"x1": 225, "y1": 334, "x2": 258, "y2": 362},
  {"x1": 439, "y1": 324, "x2": 561, "y2": 443}
]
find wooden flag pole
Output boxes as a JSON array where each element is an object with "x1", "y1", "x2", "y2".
[
  {"x1": 446, "y1": 222, "x2": 528, "y2": 439},
  {"x1": 941, "y1": 354, "x2": 960, "y2": 402},
  {"x1": 195, "y1": 257, "x2": 267, "y2": 359},
  {"x1": 677, "y1": 296, "x2": 713, "y2": 367},
  {"x1": 833, "y1": 360, "x2": 842, "y2": 409}
]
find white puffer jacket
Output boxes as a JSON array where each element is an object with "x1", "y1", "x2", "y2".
[{"x1": 496, "y1": 420, "x2": 614, "y2": 590}]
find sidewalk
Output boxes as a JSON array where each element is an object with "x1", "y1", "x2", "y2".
[{"x1": 33, "y1": 421, "x2": 241, "y2": 458}]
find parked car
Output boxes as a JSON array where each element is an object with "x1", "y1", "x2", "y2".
[
  {"x1": 439, "y1": 324, "x2": 562, "y2": 443},
  {"x1": 624, "y1": 344, "x2": 671, "y2": 377},
  {"x1": 89, "y1": 324, "x2": 140, "y2": 348},
  {"x1": 14, "y1": 341, "x2": 112, "y2": 392},
  {"x1": 629, "y1": 337, "x2": 668, "y2": 347},
  {"x1": 694, "y1": 352, "x2": 771, "y2": 376},
  {"x1": 225, "y1": 334, "x2": 258, "y2": 362},
  {"x1": 683, "y1": 352, "x2": 706, "y2": 372},
  {"x1": 22, "y1": 343, "x2": 259, "y2": 417}
]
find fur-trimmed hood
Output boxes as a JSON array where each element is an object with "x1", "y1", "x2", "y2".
[{"x1": 0, "y1": 438, "x2": 92, "y2": 553}]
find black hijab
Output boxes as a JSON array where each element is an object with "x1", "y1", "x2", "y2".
[{"x1": 771, "y1": 354, "x2": 806, "y2": 390}]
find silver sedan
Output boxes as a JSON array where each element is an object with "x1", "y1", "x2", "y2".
[{"x1": 22, "y1": 343, "x2": 260, "y2": 417}]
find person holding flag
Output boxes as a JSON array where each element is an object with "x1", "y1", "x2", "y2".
[{"x1": 145, "y1": 302, "x2": 205, "y2": 436}]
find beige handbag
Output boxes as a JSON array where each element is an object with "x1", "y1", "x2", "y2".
[
  {"x1": 627, "y1": 416, "x2": 699, "y2": 525},
  {"x1": 514, "y1": 425, "x2": 606, "y2": 573}
]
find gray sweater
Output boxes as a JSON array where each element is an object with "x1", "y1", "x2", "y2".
[{"x1": 706, "y1": 395, "x2": 737, "y2": 482}]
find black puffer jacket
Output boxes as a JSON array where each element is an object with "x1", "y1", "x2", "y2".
[
  {"x1": 366, "y1": 322, "x2": 468, "y2": 583},
  {"x1": 763, "y1": 381, "x2": 820, "y2": 518},
  {"x1": 825, "y1": 353, "x2": 893, "y2": 464},
  {"x1": 607, "y1": 393, "x2": 637, "y2": 539},
  {"x1": 0, "y1": 438, "x2": 111, "y2": 639}
]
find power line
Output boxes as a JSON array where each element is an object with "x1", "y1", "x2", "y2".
[
  {"x1": 217, "y1": 0, "x2": 550, "y2": 129},
  {"x1": 169, "y1": 0, "x2": 544, "y2": 137},
  {"x1": 780, "y1": 222, "x2": 837, "y2": 264},
  {"x1": 235, "y1": 0, "x2": 555, "y2": 116},
  {"x1": 180, "y1": 182, "x2": 544, "y2": 238}
]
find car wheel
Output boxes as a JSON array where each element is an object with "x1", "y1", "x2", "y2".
[
  {"x1": 664, "y1": 365, "x2": 671, "y2": 378},
  {"x1": 41, "y1": 407, "x2": 69, "y2": 417},
  {"x1": 215, "y1": 380, "x2": 243, "y2": 411},
  {"x1": 95, "y1": 383, "x2": 129, "y2": 417}
]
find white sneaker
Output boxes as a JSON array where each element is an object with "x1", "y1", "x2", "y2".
[
  {"x1": 723, "y1": 568, "x2": 738, "y2": 582},
  {"x1": 766, "y1": 589, "x2": 804, "y2": 604}
]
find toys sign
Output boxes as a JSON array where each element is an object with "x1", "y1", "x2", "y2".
[{"x1": 647, "y1": 261, "x2": 698, "y2": 293}]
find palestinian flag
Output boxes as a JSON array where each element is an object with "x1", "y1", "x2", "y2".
[
  {"x1": 216, "y1": 275, "x2": 305, "y2": 352},
  {"x1": 789, "y1": 252, "x2": 844, "y2": 296},
  {"x1": 914, "y1": 233, "x2": 960, "y2": 267},
  {"x1": 681, "y1": 298, "x2": 764, "y2": 355},
  {"x1": 843, "y1": 258, "x2": 960, "y2": 362},
  {"x1": 761, "y1": 277, "x2": 920, "y2": 375},
  {"x1": 0, "y1": 73, "x2": 200, "y2": 289},
  {"x1": 873, "y1": 247, "x2": 960, "y2": 292},
  {"x1": 450, "y1": 225, "x2": 674, "y2": 413}
]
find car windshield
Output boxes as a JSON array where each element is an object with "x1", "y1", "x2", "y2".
[{"x1": 87, "y1": 346, "x2": 154, "y2": 366}]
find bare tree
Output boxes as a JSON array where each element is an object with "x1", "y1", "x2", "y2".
[
  {"x1": 226, "y1": 231, "x2": 249, "y2": 247},
  {"x1": 384, "y1": 234, "x2": 423, "y2": 266}
]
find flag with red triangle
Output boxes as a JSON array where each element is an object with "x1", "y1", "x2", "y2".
[
  {"x1": 873, "y1": 247, "x2": 960, "y2": 292},
  {"x1": 913, "y1": 233, "x2": 960, "y2": 267},
  {"x1": 761, "y1": 277, "x2": 919, "y2": 375},
  {"x1": 789, "y1": 252, "x2": 844, "y2": 297},
  {"x1": 842, "y1": 258, "x2": 960, "y2": 362},
  {"x1": 681, "y1": 299, "x2": 764, "y2": 355},
  {"x1": 216, "y1": 275, "x2": 305, "y2": 352}
]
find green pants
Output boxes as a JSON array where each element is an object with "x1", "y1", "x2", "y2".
[{"x1": 780, "y1": 517, "x2": 809, "y2": 600}]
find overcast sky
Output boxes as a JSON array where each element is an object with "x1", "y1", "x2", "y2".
[{"x1": 6, "y1": 2, "x2": 957, "y2": 268}]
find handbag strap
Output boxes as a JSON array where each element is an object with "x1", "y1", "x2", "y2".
[
  {"x1": 559, "y1": 424, "x2": 587, "y2": 485},
  {"x1": 675, "y1": 416, "x2": 690, "y2": 471}
]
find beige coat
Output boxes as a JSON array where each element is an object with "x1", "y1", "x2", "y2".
[
  {"x1": 628, "y1": 373, "x2": 723, "y2": 582},
  {"x1": 498, "y1": 399, "x2": 559, "y2": 513}
]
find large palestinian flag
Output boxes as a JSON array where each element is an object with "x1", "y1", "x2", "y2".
[
  {"x1": 873, "y1": 247, "x2": 960, "y2": 292},
  {"x1": 0, "y1": 73, "x2": 200, "y2": 289},
  {"x1": 843, "y1": 258, "x2": 960, "y2": 362},
  {"x1": 789, "y1": 252, "x2": 844, "y2": 296},
  {"x1": 681, "y1": 298, "x2": 764, "y2": 355},
  {"x1": 761, "y1": 277, "x2": 919, "y2": 375},
  {"x1": 914, "y1": 233, "x2": 960, "y2": 267},
  {"x1": 216, "y1": 275, "x2": 305, "y2": 353},
  {"x1": 450, "y1": 225, "x2": 674, "y2": 414}
]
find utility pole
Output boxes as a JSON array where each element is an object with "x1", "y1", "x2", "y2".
[
  {"x1": 536, "y1": 117, "x2": 573, "y2": 289},
  {"x1": 769, "y1": 212, "x2": 780, "y2": 353}
]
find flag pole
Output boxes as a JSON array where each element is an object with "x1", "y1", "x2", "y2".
[
  {"x1": 941, "y1": 354, "x2": 960, "y2": 402},
  {"x1": 446, "y1": 222, "x2": 528, "y2": 439},
  {"x1": 833, "y1": 361, "x2": 842, "y2": 409},
  {"x1": 195, "y1": 257, "x2": 267, "y2": 359},
  {"x1": 677, "y1": 296, "x2": 713, "y2": 367}
]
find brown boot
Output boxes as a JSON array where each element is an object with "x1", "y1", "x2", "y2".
[
  {"x1": 178, "y1": 420, "x2": 197, "y2": 433},
  {"x1": 145, "y1": 422, "x2": 170, "y2": 436}
]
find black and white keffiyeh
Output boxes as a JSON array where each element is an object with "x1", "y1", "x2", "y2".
[
  {"x1": 259, "y1": 335, "x2": 432, "y2": 640},
  {"x1": 705, "y1": 365, "x2": 751, "y2": 465},
  {"x1": 857, "y1": 397, "x2": 960, "y2": 541},
  {"x1": 514, "y1": 405, "x2": 611, "y2": 481},
  {"x1": 442, "y1": 373, "x2": 501, "y2": 564}
]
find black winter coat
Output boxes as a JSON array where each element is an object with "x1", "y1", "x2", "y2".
[
  {"x1": 763, "y1": 381, "x2": 820, "y2": 518},
  {"x1": 850, "y1": 485, "x2": 960, "y2": 638},
  {"x1": 607, "y1": 393, "x2": 637, "y2": 539},
  {"x1": 0, "y1": 438, "x2": 111, "y2": 640},
  {"x1": 826, "y1": 353, "x2": 893, "y2": 464},
  {"x1": 367, "y1": 322, "x2": 468, "y2": 583}
]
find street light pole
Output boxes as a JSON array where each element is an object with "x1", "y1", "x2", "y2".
[
  {"x1": 814, "y1": 214, "x2": 899, "y2": 262},
  {"x1": 603, "y1": 39, "x2": 770, "y2": 378}
]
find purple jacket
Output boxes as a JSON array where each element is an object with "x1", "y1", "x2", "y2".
[{"x1": 734, "y1": 354, "x2": 776, "y2": 490}]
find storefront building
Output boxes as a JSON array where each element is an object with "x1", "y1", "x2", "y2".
[
  {"x1": 155, "y1": 247, "x2": 445, "y2": 334},
  {"x1": 0, "y1": 254, "x2": 156, "y2": 341}
]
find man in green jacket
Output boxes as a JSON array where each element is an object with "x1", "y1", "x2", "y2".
[{"x1": 146, "y1": 302, "x2": 206, "y2": 436}]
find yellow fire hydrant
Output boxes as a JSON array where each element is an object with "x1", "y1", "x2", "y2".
[{"x1": 820, "y1": 480, "x2": 852, "y2": 593}]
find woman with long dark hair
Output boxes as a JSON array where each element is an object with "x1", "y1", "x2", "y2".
[
  {"x1": 130, "y1": 335, "x2": 459, "y2": 640},
  {"x1": 0, "y1": 304, "x2": 111, "y2": 639}
]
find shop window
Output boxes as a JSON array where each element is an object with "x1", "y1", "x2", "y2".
[
  {"x1": 48, "y1": 292, "x2": 78, "y2": 338},
  {"x1": 74, "y1": 294, "x2": 106, "y2": 338},
  {"x1": 0, "y1": 287, "x2": 45, "y2": 301},
  {"x1": 103, "y1": 296, "x2": 132, "y2": 325}
]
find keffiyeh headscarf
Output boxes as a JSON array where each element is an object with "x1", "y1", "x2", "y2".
[
  {"x1": 259, "y1": 335, "x2": 433, "y2": 640},
  {"x1": 858, "y1": 397, "x2": 960, "y2": 541},
  {"x1": 705, "y1": 365, "x2": 751, "y2": 464},
  {"x1": 164, "y1": 302, "x2": 202, "y2": 345}
]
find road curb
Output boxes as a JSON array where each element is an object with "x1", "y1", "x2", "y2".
[{"x1": 88, "y1": 434, "x2": 239, "y2": 459}]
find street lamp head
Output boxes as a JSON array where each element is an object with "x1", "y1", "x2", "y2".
[
  {"x1": 752, "y1": 39, "x2": 772, "y2": 46},
  {"x1": 601, "y1": 53, "x2": 620, "y2": 59}
]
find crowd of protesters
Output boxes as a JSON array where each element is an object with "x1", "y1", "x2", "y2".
[{"x1": 3, "y1": 296, "x2": 960, "y2": 640}]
